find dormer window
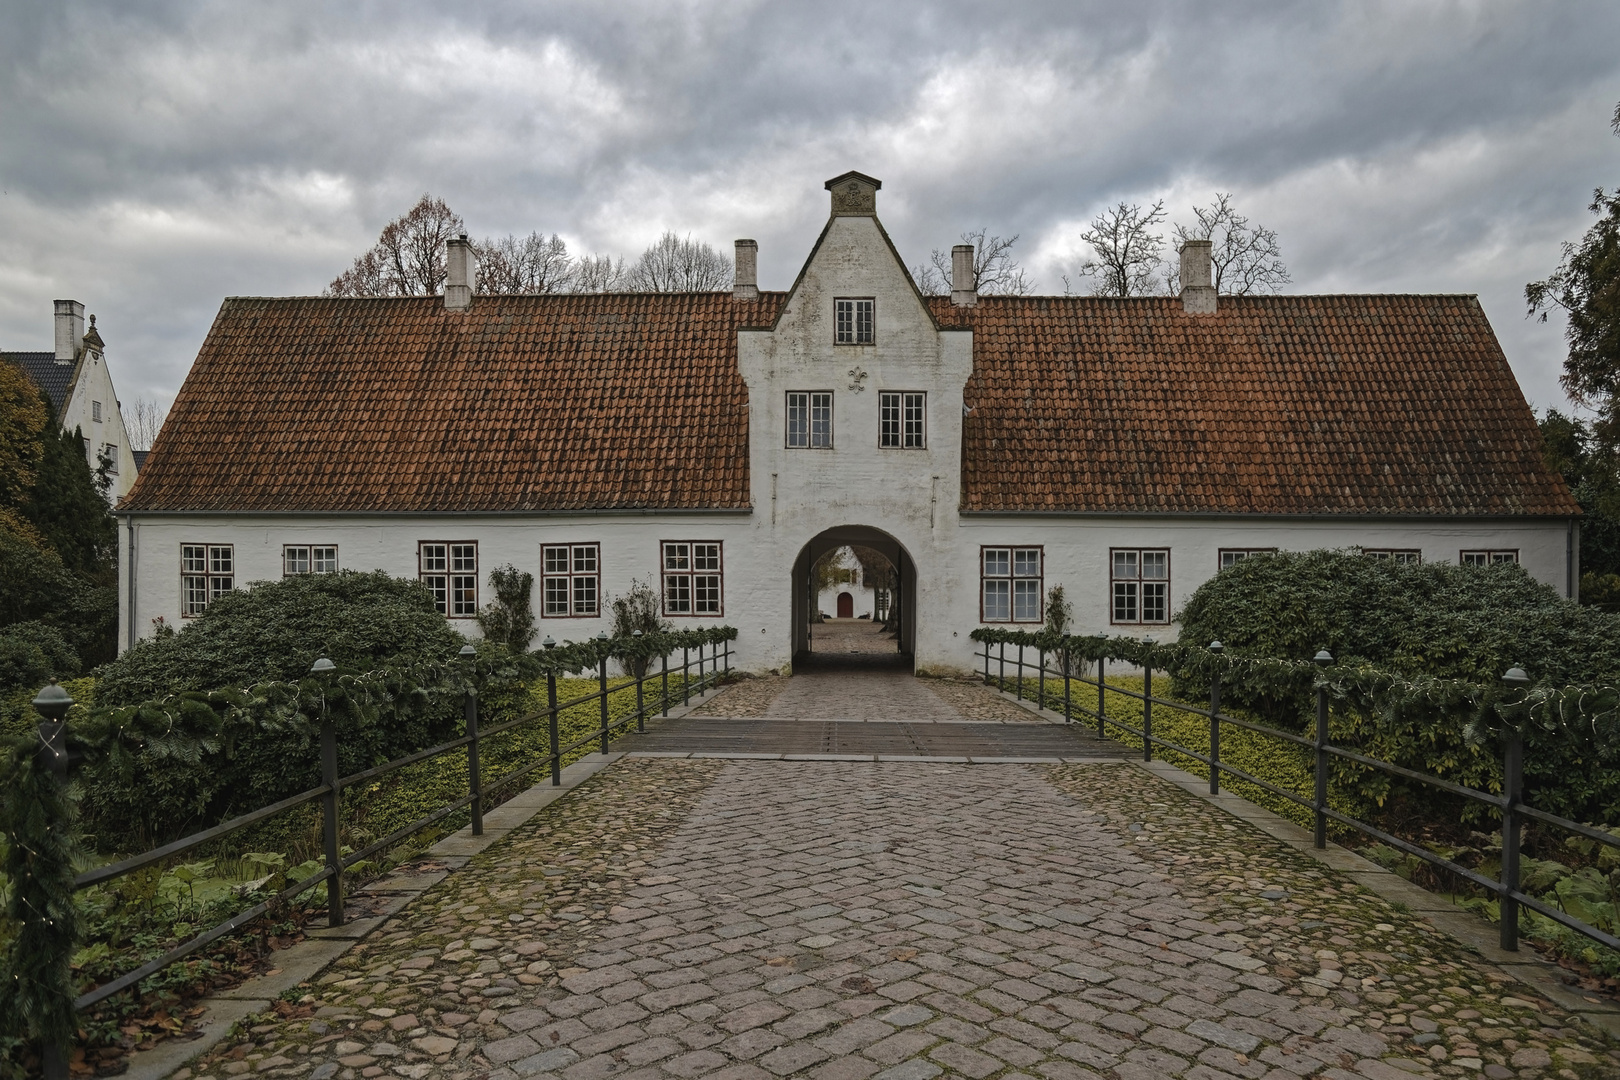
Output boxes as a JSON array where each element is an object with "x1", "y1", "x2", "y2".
[{"x1": 835, "y1": 299, "x2": 874, "y2": 344}]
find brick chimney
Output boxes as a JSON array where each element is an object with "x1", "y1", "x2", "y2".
[
  {"x1": 950, "y1": 244, "x2": 977, "y2": 308},
  {"x1": 54, "y1": 299, "x2": 84, "y2": 363},
  {"x1": 734, "y1": 240, "x2": 759, "y2": 301},
  {"x1": 1180, "y1": 240, "x2": 1216, "y2": 314},
  {"x1": 445, "y1": 235, "x2": 474, "y2": 311}
]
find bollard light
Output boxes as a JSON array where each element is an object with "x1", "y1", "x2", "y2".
[
  {"x1": 1503, "y1": 666, "x2": 1530, "y2": 688},
  {"x1": 32, "y1": 681, "x2": 74, "y2": 721},
  {"x1": 597, "y1": 631, "x2": 609, "y2": 641},
  {"x1": 460, "y1": 644, "x2": 476, "y2": 660},
  {"x1": 309, "y1": 657, "x2": 335, "y2": 676},
  {"x1": 632, "y1": 629, "x2": 642, "y2": 637},
  {"x1": 1313, "y1": 650, "x2": 1334, "y2": 666},
  {"x1": 542, "y1": 637, "x2": 555, "y2": 650},
  {"x1": 1208, "y1": 641, "x2": 1223, "y2": 654}
]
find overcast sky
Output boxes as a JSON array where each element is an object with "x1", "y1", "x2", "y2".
[{"x1": 2, "y1": 1, "x2": 1618, "y2": 421}]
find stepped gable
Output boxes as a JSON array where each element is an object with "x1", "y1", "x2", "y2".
[
  {"x1": 122, "y1": 292, "x2": 784, "y2": 513},
  {"x1": 937, "y1": 294, "x2": 1578, "y2": 517}
]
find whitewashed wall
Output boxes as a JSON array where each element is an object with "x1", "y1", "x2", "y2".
[{"x1": 61, "y1": 345, "x2": 139, "y2": 502}]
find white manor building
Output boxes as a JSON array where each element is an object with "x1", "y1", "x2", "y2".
[{"x1": 119, "y1": 172, "x2": 1579, "y2": 672}]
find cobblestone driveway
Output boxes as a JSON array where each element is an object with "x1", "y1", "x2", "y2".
[{"x1": 186, "y1": 760, "x2": 1620, "y2": 1080}]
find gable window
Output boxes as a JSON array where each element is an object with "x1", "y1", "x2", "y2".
[
  {"x1": 284, "y1": 545, "x2": 338, "y2": 576},
  {"x1": 92, "y1": 400, "x2": 102, "y2": 423},
  {"x1": 1365, "y1": 549, "x2": 1422, "y2": 564},
  {"x1": 543, "y1": 543, "x2": 600, "y2": 617},
  {"x1": 1218, "y1": 548, "x2": 1275, "y2": 570},
  {"x1": 103, "y1": 444, "x2": 119, "y2": 474},
  {"x1": 981, "y1": 546, "x2": 1043, "y2": 623},
  {"x1": 662, "y1": 541, "x2": 722, "y2": 616},
  {"x1": 835, "y1": 298, "x2": 875, "y2": 344},
  {"x1": 1112, "y1": 548, "x2": 1169, "y2": 624},
  {"x1": 786, "y1": 392, "x2": 834, "y2": 448},
  {"x1": 420, "y1": 541, "x2": 478, "y2": 617},
  {"x1": 879, "y1": 392, "x2": 926, "y2": 448},
  {"x1": 181, "y1": 544, "x2": 233, "y2": 617},
  {"x1": 1461, "y1": 549, "x2": 1518, "y2": 566}
]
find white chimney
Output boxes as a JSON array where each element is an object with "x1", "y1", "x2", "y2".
[
  {"x1": 54, "y1": 299, "x2": 84, "y2": 363},
  {"x1": 950, "y1": 244, "x2": 977, "y2": 307},
  {"x1": 1180, "y1": 240, "x2": 1216, "y2": 314},
  {"x1": 734, "y1": 240, "x2": 759, "y2": 301},
  {"x1": 445, "y1": 235, "x2": 474, "y2": 311}
]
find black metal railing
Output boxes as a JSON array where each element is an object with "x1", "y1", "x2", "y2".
[
  {"x1": 977, "y1": 635, "x2": 1620, "y2": 957},
  {"x1": 30, "y1": 632, "x2": 731, "y2": 1022}
]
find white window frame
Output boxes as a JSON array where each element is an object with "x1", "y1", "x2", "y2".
[
  {"x1": 1364, "y1": 549, "x2": 1422, "y2": 564},
  {"x1": 1218, "y1": 548, "x2": 1275, "y2": 570},
  {"x1": 1112, "y1": 548, "x2": 1170, "y2": 625},
  {"x1": 835, "y1": 298, "x2": 875, "y2": 345},
  {"x1": 1461, "y1": 549, "x2": 1518, "y2": 566},
  {"x1": 181, "y1": 543, "x2": 234, "y2": 617},
  {"x1": 542, "y1": 543, "x2": 601, "y2": 618},
  {"x1": 420, "y1": 541, "x2": 478, "y2": 618},
  {"x1": 283, "y1": 545, "x2": 338, "y2": 576},
  {"x1": 879, "y1": 391, "x2": 926, "y2": 449},
  {"x1": 662, "y1": 541, "x2": 723, "y2": 617},
  {"x1": 981, "y1": 546, "x2": 1043, "y2": 623},
  {"x1": 92, "y1": 400, "x2": 102, "y2": 423},
  {"x1": 786, "y1": 391, "x2": 834, "y2": 449},
  {"x1": 103, "y1": 443, "x2": 119, "y2": 474}
]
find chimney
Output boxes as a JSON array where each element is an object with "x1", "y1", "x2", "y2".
[
  {"x1": 950, "y1": 244, "x2": 977, "y2": 308},
  {"x1": 445, "y1": 234, "x2": 474, "y2": 311},
  {"x1": 54, "y1": 299, "x2": 84, "y2": 363},
  {"x1": 824, "y1": 171, "x2": 881, "y2": 216},
  {"x1": 734, "y1": 239, "x2": 759, "y2": 301},
  {"x1": 1179, "y1": 240, "x2": 1216, "y2": 314}
]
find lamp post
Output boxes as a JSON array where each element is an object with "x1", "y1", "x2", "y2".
[
  {"x1": 543, "y1": 638, "x2": 560, "y2": 785},
  {"x1": 461, "y1": 645, "x2": 481, "y2": 836},
  {"x1": 632, "y1": 630, "x2": 646, "y2": 733},
  {"x1": 1500, "y1": 665, "x2": 1530, "y2": 951},
  {"x1": 30, "y1": 681, "x2": 73, "y2": 1080},
  {"x1": 309, "y1": 657, "x2": 343, "y2": 927},
  {"x1": 597, "y1": 631, "x2": 611, "y2": 754},
  {"x1": 1312, "y1": 650, "x2": 1334, "y2": 849}
]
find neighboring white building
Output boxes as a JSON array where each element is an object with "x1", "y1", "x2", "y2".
[
  {"x1": 3, "y1": 300, "x2": 141, "y2": 501},
  {"x1": 118, "y1": 172, "x2": 1581, "y2": 672},
  {"x1": 815, "y1": 547, "x2": 879, "y2": 620}
]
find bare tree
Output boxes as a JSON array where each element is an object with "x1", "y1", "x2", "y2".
[
  {"x1": 912, "y1": 230, "x2": 1036, "y2": 296},
  {"x1": 125, "y1": 397, "x2": 168, "y2": 451},
  {"x1": 326, "y1": 194, "x2": 466, "y2": 297},
  {"x1": 1165, "y1": 193, "x2": 1290, "y2": 295},
  {"x1": 475, "y1": 232, "x2": 576, "y2": 294},
  {"x1": 1071, "y1": 200, "x2": 1168, "y2": 297},
  {"x1": 626, "y1": 232, "x2": 733, "y2": 292},
  {"x1": 571, "y1": 253, "x2": 629, "y2": 292}
]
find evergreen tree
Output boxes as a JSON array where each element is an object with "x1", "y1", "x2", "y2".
[{"x1": 23, "y1": 392, "x2": 116, "y2": 582}]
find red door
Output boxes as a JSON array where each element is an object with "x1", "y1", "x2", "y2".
[{"x1": 837, "y1": 592, "x2": 854, "y2": 618}]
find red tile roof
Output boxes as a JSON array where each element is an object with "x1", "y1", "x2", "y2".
[
  {"x1": 124, "y1": 291, "x2": 1577, "y2": 518},
  {"x1": 936, "y1": 294, "x2": 1576, "y2": 517}
]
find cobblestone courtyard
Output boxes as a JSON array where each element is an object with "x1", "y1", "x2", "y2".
[{"x1": 182, "y1": 751, "x2": 1620, "y2": 1080}]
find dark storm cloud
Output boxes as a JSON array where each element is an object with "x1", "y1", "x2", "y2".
[{"x1": 1, "y1": 0, "x2": 1617, "y2": 410}]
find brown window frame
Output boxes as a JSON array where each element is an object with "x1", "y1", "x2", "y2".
[
  {"x1": 1111, "y1": 548, "x2": 1171, "y2": 625},
  {"x1": 181, "y1": 543, "x2": 234, "y2": 617},
  {"x1": 419, "y1": 541, "x2": 479, "y2": 618},
  {"x1": 542, "y1": 543, "x2": 601, "y2": 618},
  {"x1": 879, "y1": 391, "x2": 926, "y2": 449},
  {"x1": 980, "y1": 545, "x2": 1044, "y2": 624},
  {"x1": 834, "y1": 297, "x2": 875, "y2": 345},
  {"x1": 661, "y1": 540, "x2": 724, "y2": 617},
  {"x1": 1460, "y1": 549, "x2": 1518, "y2": 566},
  {"x1": 786, "y1": 391, "x2": 834, "y2": 449}
]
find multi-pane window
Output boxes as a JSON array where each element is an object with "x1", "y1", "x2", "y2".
[
  {"x1": 835, "y1": 298, "x2": 874, "y2": 344},
  {"x1": 92, "y1": 400, "x2": 102, "y2": 422},
  {"x1": 1112, "y1": 549, "x2": 1169, "y2": 624},
  {"x1": 786, "y1": 392, "x2": 834, "y2": 448},
  {"x1": 1218, "y1": 548, "x2": 1275, "y2": 570},
  {"x1": 1365, "y1": 549, "x2": 1422, "y2": 564},
  {"x1": 879, "y1": 392, "x2": 926, "y2": 448},
  {"x1": 181, "y1": 544, "x2": 234, "y2": 617},
  {"x1": 103, "y1": 444, "x2": 119, "y2": 474},
  {"x1": 543, "y1": 543, "x2": 600, "y2": 617},
  {"x1": 874, "y1": 588, "x2": 890, "y2": 621},
  {"x1": 420, "y1": 542, "x2": 478, "y2": 617},
  {"x1": 284, "y1": 545, "x2": 338, "y2": 575},
  {"x1": 662, "y1": 541, "x2": 723, "y2": 616},
  {"x1": 1461, "y1": 550, "x2": 1518, "y2": 566},
  {"x1": 981, "y1": 546, "x2": 1043, "y2": 623}
]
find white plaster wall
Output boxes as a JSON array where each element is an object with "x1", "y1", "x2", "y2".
[
  {"x1": 60, "y1": 347, "x2": 138, "y2": 502},
  {"x1": 817, "y1": 580, "x2": 877, "y2": 619}
]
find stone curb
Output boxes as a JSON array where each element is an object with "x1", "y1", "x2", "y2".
[{"x1": 120, "y1": 684, "x2": 732, "y2": 1080}]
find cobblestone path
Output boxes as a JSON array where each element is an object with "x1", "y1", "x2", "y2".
[{"x1": 183, "y1": 760, "x2": 1620, "y2": 1080}]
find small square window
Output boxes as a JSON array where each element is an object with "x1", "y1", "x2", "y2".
[{"x1": 835, "y1": 298, "x2": 874, "y2": 344}]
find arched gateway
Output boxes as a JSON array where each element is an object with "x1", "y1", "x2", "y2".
[{"x1": 790, "y1": 524, "x2": 917, "y2": 666}]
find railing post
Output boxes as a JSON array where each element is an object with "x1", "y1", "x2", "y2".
[
  {"x1": 461, "y1": 645, "x2": 482, "y2": 837},
  {"x1": 597, "y1": 632, "x2": 611, "y2": 755},
  {"x1": 983, "y1": 639, "x2": 990, "y2": 685},
  {"x1": 1500, "y1": 665, "x2": 1530, "y2": 951},
  {"x1": 30, "y1": 682, "x2": 74, "y2": 1080},
  {"x1": 1142, "y1": 660, "x2": 1154, "y2": 763},
  {"x1": 1208, "y1": 641, "x2": 1224, "y2": 795},
  {"x1": 1063, "y1": 647, "x2": 1071, "y2": 724},
  {"x1": 1038, "y1": 647, "x2": 1046, "y2": 709},
  {"x1": 683, "y1": 645, "x2": 691, "y2": 706},
  {"x1": 1016, "y1": 642, "x2": 1025, "y2": 700},
  {"x1": 1097, "y1": 656, "x2": 1106, "y2": 740},
  {"x1": 543, "y1": 637, "x2": 560, "y2": 786},
  {"x1": 999, "y1": 640, "x2": 1006, "y2": 690},
  {"x1": 1313, "y1": 650, "x2": 1333, "y2": 849},
  {"x1": 661, "y1": 648, "x2": 670, "y2": 717},
  {"x1": 633, "y1": 630, "x2": 646, "y2": 733},
  {"x1": 310, "y1": 659, "x2": 344, "y2": 928}
]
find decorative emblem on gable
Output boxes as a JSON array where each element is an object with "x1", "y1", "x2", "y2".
[{"x1": 847, "y1": 366, "x2": 868, "y2": 393}]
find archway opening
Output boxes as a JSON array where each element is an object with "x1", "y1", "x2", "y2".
[{"x1": 790, "y1": 525, "x2": 916, "y2": 672}]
